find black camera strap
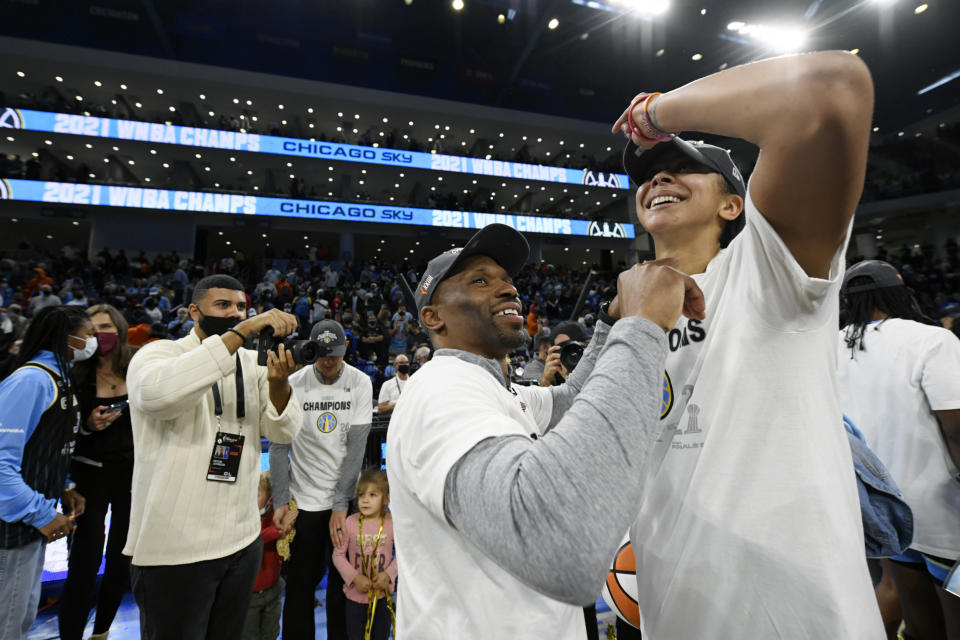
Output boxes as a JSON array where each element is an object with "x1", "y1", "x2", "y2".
[{"x1": 211, "y1": 354, "x2": 246, "y2": 423}]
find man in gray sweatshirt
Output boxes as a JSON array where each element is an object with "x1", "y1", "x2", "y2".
[{"x1": 385, "y1": 223, "x2": 704, "y2": 639}]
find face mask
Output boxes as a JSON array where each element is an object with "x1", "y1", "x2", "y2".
[
  {"x1": 397, "y1": 364, "x2": 410, "y2": 374},
  {"x1": 197, "y1": 310, "x2": 240, "y2": 337},
  {"x1": 96, "y1": 332, "x2": 119, "y2": 355},
  {"x1": 70, "y1": 335, "x2": 98, "y2": 362}
]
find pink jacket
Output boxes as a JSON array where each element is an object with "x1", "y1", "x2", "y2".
[{"x1": 332, "y1": 513, "x2": 398, "y2": 604}]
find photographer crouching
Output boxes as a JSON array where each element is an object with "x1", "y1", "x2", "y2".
[{"x1": 125, "y1": 274, "x2": 303, "y2": 640}]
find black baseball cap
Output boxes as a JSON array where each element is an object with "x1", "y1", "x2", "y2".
[
  {"x1": 310, "y1": 320, "x2": 347, "y2": 357},
  {"x1": 414, "y1": 224, "x2": 529, "y2": 315},
  {"x1": 842, "y1": 260, "x2": 903, "y2": 295},
  {"x1": 623, "y1": 137, "x2": 746, "y2": 198},
  {"x1": 550, "y1": 321, "x2": 588, "y2": 344}
]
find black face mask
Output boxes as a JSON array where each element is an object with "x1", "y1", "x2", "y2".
[
  {"x1": 198, "y1": 310, "x2": 240, "y2": 337},
  {"x1": 397, "y1": 364, "x2": 410, "y2": 374}
]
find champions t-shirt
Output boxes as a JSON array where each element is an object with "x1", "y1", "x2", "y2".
[
  {"x1": 386, "y1": 354, "x2": 585, "y2": 640},
  {"x1": 287, "y1": 363, "x2": 372, "y2": 511},
  {"x1": 629, "y1": 188, "x2": 884, "y2": 638},
  {"x1": 838, "y1": 318, "x2": 960, "y2": 558}
]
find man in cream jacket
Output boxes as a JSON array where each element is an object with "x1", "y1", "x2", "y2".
[{"x1": 126, "y1": 274, "x2": 302, "y2": 640}]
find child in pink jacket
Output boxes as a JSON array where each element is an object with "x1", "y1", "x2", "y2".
[{"x1": 333, "y1": 469, "x2": 397, "y2": 640}]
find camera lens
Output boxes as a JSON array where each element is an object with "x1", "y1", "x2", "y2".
[
  {"x1": 292, "y1": 340, "x2": 322, "y2": 365},
  {"x1": 559, "y1": 341, "x2": 585, "y2": 372}
]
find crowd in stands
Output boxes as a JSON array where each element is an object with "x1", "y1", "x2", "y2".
[
  {"x1": 0, "y1": 245, "x2": 614, "y2": 399},
  {"x1": 861, "y1": 132, "x2": 960, "y2": 202}
]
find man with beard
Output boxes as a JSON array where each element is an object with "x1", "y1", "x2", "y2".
[{"x1": 385, "y1": 224, "x2": 704, "y2": 638}]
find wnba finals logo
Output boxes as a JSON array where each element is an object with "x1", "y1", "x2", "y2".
[
  {"x1": 582, "y1": 170, "x2": 622, "y2": 189},
  {"x1": 0, "y1": 108, "x2": 24, "y2": 130},
  {"x1": 0, "y1": 179, "x2": 10, "y2": 201},
  {"x1": 587, "y1": 221, "x2": 627, "y2": 238}
]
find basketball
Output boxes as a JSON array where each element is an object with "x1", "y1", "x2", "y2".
[{"x1": 600, "y1": 538, "x2": 642, "y2": 630}]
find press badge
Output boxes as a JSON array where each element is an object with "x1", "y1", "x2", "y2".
[
  {"x1": 207, "y1": 357, "x2": 246, "y2": 483},
  {"x1": 207, "y1": 431, "x2": 245, "y2": 482}
]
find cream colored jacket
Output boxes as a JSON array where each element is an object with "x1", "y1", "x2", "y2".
[{"x1": 125, "y1": 329, "x2": 301, "y2": 565}]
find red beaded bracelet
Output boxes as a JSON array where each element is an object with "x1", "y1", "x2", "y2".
[
  {"x1": 629, "y1": 92, "x2": 673, "y2": 143},
  {"x1": 626, "y1": 94, "x2": 657, "y2": 143}
]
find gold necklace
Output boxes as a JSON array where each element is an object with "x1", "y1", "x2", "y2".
[{"x1": 97, "y1": 369, "x2": 120, "y2": 392}]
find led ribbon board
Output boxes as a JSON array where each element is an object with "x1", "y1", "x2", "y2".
[
  {"x1": 0, "y1": 179, "x2": 636, "y2": 239},
  {"x1": 0, "y1": 108, "x2": 630, "y2": 189}
]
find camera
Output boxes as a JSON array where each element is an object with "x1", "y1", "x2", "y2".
[
  {"x1": 256, "y1": 326, "x2": 326, "y2": 366},
  {"x1": 559, "y1": 341, "x2": 586, "y2": 372}
]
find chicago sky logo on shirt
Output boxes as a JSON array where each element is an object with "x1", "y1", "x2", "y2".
[
  {"x1": 660, "y1": 372, "x2": 673, "y2": 419},
  {"x1": 317, "y1": 412, "x2": 337, "y2": 433}
]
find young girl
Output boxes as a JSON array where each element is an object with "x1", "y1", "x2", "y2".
[
  {"x1": 333, "y1": 469, "x2": 397, "y2": 640},
  {"x1": 241, "y1": 470, "x2": 284, "y2": 640}
]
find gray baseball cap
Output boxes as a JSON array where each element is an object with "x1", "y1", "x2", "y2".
[
  {"x1": 623, "y1": 137, "x2": 746, "y2": 197},
  {"x1": 310, "y1": 320, "x2": 347, "y2": 357},
  {"x1": 414, "y1": 224, "x2": 529, "y2": 315},
  {"x1": 842, "y1": 260, "x2": 903, "y2": 295}
]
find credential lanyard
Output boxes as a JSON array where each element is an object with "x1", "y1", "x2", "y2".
[{"x1": 211, "y1": 354, "x2": 245, "y2": 428}]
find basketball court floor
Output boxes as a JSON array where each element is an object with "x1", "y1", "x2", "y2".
[{"x1": 28, "y1": 591, "x2": 617, "y2": 639}]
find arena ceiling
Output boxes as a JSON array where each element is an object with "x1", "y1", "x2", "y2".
[{"x1": 2, "y1": 0, "x2": 958, "y2": 134}]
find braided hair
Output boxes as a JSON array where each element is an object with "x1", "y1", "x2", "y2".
[
  {"x1": 841, "y1": 276, "x2": 936, "y2": 356},
  {"x1": 13, "y1": 305, "x2": 91, "y2": 411}
]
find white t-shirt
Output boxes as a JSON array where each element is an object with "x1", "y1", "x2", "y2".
[
  {"x1": 386, "y1": 354, "x2": 585, "y2": 639},
  {"x1": 377, "y1": 375, "x2": 407, "y2": 407},
  {"x1": 838, "y1": 318, "x2": 960, "y2": 558},
  {"x1": 629, "y1": 190, "x2": 884, "y2": 639},
  {"x1": 287, "y1": 363, "x2": 372, "y2": 511}
]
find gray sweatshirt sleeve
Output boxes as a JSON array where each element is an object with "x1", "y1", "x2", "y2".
[
  {"x1": 268, "y1": 442, "x2": 293, "y2": 507},
  {"x1": 332, "y1": 422, "x2": 371, "y2": 511},
  {"x1": 443, "y1": 317, "x2": 667, "y2": 606},
  {"x1": 546, "y1": 321, "x2": 612, "y2": 430}
]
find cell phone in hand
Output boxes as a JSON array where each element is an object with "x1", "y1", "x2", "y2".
[{"x1": 106, "y1": 400, "x2": 128, "y2": 414}]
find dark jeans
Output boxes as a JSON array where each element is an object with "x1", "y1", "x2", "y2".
[
  {"x1": 58, "y1": 460, "x2": 133, "y2": 640},
  {"x1": 616, "y1": 617, "x2": 643, "y2": 639},
  {"x1": 344, "y1": 598, "x2": 390, "y2": 640},
  {"x1": 282, "y1": 509, "x2": 347, "y2": 640},
  {"x1": 327, "y1": 550, "x2": 347, "y2": 640},
  {"x1": 584, "y1": 604, "x2": 599, "y2": 640},
  {"x1": 131, "y1": 535, "x2": 262, "y2": 640},
  {"x1": 242, "y1": 577, "x2": 284, "y2": 640}
]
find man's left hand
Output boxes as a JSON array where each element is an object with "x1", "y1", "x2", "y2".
[
  {"x1": 330, "y1": 510, "x2": 347, "y2": 548},
  {"x1": 62, "y1": 489, "x2": 85, "y2": 518},
  {"x1": 266, "y1": 343, "x2": 299, "y2": 383}
]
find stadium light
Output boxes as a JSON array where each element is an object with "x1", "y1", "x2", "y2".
[
  {"x1": 727, "y1": 21, "x2": 807, "y2": 52},
  {"x1": 578, "y1": 0, "x2": 670, "y2": 16},
  {"x1": 452, "y1": 0, "x2": 464, "y2": 10}
]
